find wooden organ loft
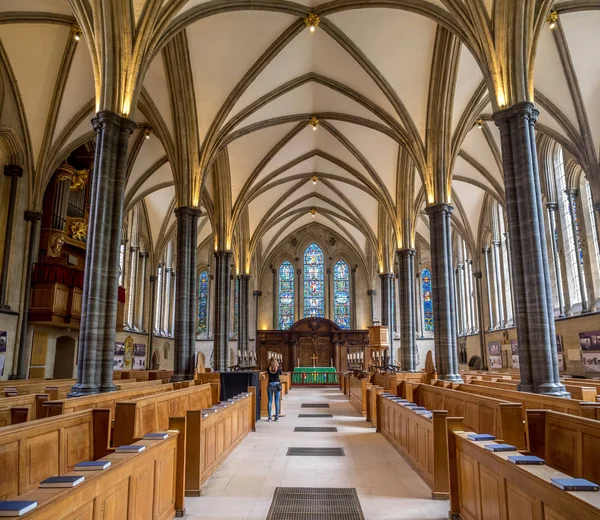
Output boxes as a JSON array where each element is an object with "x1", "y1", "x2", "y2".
[{"x1": 28, "y1": 143, "x2": 126, "y2": 328}]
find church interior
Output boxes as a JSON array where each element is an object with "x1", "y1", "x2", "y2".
[{"x1": 0, "y1": 1, "x2": 600, "y2": 519}]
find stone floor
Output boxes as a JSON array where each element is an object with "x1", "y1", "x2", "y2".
[{"x1": 185, "y1": 386, "x2": 449, "y2": 520}]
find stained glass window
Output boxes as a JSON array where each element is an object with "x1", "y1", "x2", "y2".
[
  {"x1": 333, "y1": 260, "x2": 350, "y2": 329},
  {"x1": 303, "y1": 243, "x2": 325, "y2": 317},
  {"x1": 585, "y1": 180, "x2": 600, "y2": 273},
  {"x1": 422, "y1": 267, "x2": 434, "y2": 332},
  {"x1": 198, "y1": 270, "x2": 209, "y2": 334},
  {"x1": 278, "y1": 261, "x2": 295, "y2": 330}
]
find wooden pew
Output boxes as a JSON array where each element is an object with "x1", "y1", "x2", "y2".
[
  {"x1": 4, "y1": 433, "x2": 184, "y2": 519},
  {"x1": 113, "y1": 383, "x2": 213, "y2": 446},
  {"x1": 348, "y1": 373, "x2": 370, "y2": 416},
  {"x1": 378, "y1": 395, "x2": 449, "y2": 499},
  {"x1": 454, "y1": 381, "x2": 600, "y2": 418},
  {"x1": 280, "y1": 372, "x2": 291, "y2": 394},
  {"x1": 366, "y1": 385, "x2": 384, "y2": 428},
  {"x1": 410, "y1": 383, "x2": 526, "y2": 449},
  {"x1": 185, "y1": 391, "x2": 255, "y2": 496},
  {"x1": 526, "y1": 409, "x2": 600, "y2": 484},
  {"x1": 0, "y1": 379, "x2": 74, "y2": 391},
  {"x1": 466, "y1": 379, "x2": 598, "y2": 402},
  {"x1": 0, "y1": 394, "x2": 49, "y2": 425},
  {"x1": 0, "y1": 409, "x2": 111, "y2": 499},
  {"x1": 44, "y1": 382, "x2": 175, "y2": 420},
  {"x1": 447, "y1": 417, "x2": 600, "y2": 520}
]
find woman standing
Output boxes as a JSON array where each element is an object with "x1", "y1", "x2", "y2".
[{"x1": 266, "y1": 358, "x2": 283, "y2": 421}]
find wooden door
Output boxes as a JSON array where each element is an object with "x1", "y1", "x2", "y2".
[
  {"x1": 299, "y1": 338, "x2": 314, "y2": 367},
  {"x1": 316, "y1": 337, "x2": 331, "y2": 367}
]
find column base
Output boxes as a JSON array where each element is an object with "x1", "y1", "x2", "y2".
[
  {"x1": 438, "y1": 374, "x2": 463, "y2": 383},
  {"x1": 68, "y1": 383, "x2": 101, "y2": 397},
  {"x1": 517, "y1": 381, "x2": 569, "y2": 397},
  {"x1": 171, "y1": 373, "x2": 194, "y2": 382},
  {"x1": 100, "y1": 382, "x2": 118, "y2": 393}
]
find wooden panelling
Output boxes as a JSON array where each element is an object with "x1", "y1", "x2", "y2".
[
  {"x1": 348, "y1": 374, "x2": 370, "y2": 416},
  {"x1": 0, "y1": 409, "x2": 110, "y2": 499},
  {"x1": 0, "y1": 394, "x2": 49, "y2": 425}
]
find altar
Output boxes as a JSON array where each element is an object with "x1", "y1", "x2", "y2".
[
  {"x1": 256, "y1": 317, "x2": 369, "y2": 372},
  {"x1": 292, "y1": 367, "x2": 338, "y2": 385}
]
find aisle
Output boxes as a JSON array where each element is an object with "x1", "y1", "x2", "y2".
[{"x1": 186, "y1": 387, "x2": 448, "y2": 520}]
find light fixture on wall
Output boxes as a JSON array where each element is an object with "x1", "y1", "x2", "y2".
[
  {"x1": 311, "y1": 175, "x2": 318, "y2": 185},
  {"x1": 144, "y1": 128, "x2": 153, "y2": 139},
  {"x1": 310, "y1": 208, "x2": 318, "y2": 217},
  {"x1": 547, "y1": 10, "x2": 558, "y2": 29},
  {"x1": 475, "y1": 119, "x2": 484, "y2": 129},
  {"x1": 73, "y1": 26, "x2": 82, "y2": 41},
  {"x1": 309, "y1": 116, "x2": 319, "y2": 131},
  {"x1": 304, "y1": 13, "x2": 320, "y2": 33}
]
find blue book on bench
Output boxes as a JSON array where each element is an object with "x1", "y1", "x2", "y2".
[
  {"x1": 551, "y1": 478, "x2": 600, "y2": 491},
  {"x1": 467, "y1": 433, "x2": 495, "y2": 441},
  {"x1": 411, "y1": 406, "x2": 427, "y2": 411},
  {"x1": 402, "y1": 403, "x2": 418, "y2": 407},
  {"x1": 40, "y1": 475, "x2": 84, "y2": 488},
  {"x1": 116, "y1": 445, "x2": 146, "y2": 453},
  {"x1": 143, "y1": 432, "x2": 168, "y2": 440},
  {"x1": 74, "y1": 460, "x2": 111, "y2": 471},
  {"x1": 484, "y1": 444, "x2": 516, "y2": 452},
  {"x1": 507, "y1": 455, "x2": 544, "y2": 465},
  {"x1": 0, "y1": 501, "x2": 37, "y2": 516}
]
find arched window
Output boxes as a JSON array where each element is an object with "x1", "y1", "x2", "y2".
[
  {"x1": 198, "y1": 270, "x2": 209, "y2": 334},
  {"x1": 585, "y1": 179, "x2": 600, "y2": 273},
  {"x1": 303, "y1": 243, "x2": 325, "y2": 317},
  {"x1": 278, "y1": 261, "x2": 295, "y2": 330},
  {"x1": 333, "y1": 260, "x2": 351, "y2": 329},
  {"x1": 422, "y1": 267, "x2": 434, "y2": 331}
]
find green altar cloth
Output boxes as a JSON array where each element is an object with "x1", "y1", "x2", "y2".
[{"x1": 292, "y1": 367, "x2": 338, "y2": 385}]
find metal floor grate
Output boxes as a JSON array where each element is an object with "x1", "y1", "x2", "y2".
[
  {"x1": 294, "y1": 427, "x2": 338, "y2": 432},
  {"x1": 287, "y1": 447, "x2": 344, "y2": 456},
  {"x1": 266, "y1": 487, "x2": 364, "y2": 520},
  {"x1": 298, "y1": 413, "x2": 333, "y2": 418},
  {"x1": 301, "y1": 403, "x2": 330, "y2": 408}
]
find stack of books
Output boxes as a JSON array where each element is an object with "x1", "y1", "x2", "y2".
[
  {"x1": 40, "y1": 476, "x2": 84, "y2": 488},
  {"x1": 74, "y1": 460, "x2": 111, "y2": 471},
  {"x1": 0, "y1": 500, "x2": 38, "y2": 517}
]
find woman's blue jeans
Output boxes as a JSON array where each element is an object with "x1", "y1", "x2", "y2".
[{"x1": 267, "y1": 382, "x2": 281, "y2": 419}]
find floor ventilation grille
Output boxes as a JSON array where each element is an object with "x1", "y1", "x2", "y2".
[
  {"x1": 286, "y1": 447, "x2": 344, "y2": 457},
  {"x1": 266, "y1": 487, "x2": 364, "y2": 520},
  {"x1": 301, "y1": 403, "x2": 330, "y2": 408},
  {"x1": 294, "y1": 427, "x2": 338, "y2": 432},
  {"x1": 298, "y1": 413, "x2": 333, "y2": 418}
]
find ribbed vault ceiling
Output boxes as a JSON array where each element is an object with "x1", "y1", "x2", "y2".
[{"x1": 0, "y1": 1, "x2": 598, "y2": 269}]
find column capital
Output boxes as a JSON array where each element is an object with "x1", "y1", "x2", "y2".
[
  {"x1": 174, "y1": 205, "x2": 202, "y2": 219},
  {"x1": 139, "y1": 251, "x2": 149, "y2": 259},
  {"x1": 378, "y1": 272, "x2": 394, "y2": 279},
  {"x1": 165, "y1": 266, "x2": 173, "y2": 273},
  {"x1": 564, "y1": 188, "x2": 579, "y2": 198},
  {"x1": 149, "y1": 275, "x2": 158, "y2": 282},
  {"x1": 458, "y1": 264, "x2": 465, "y2": 270},
  {"x1": 396, "y1": 248, "x2": 416, "y2": 258},
  {"x1": 297, "y1": 269, "x2": 302, "y2": 275},
  {"x1": 3, "y1": 164, "x2": 23, "y2": 178},
  {"x1": 351, "y1": 267, "x2": 357, "y2": 273},
  {"x1": 92, "y1": 110, "x2": 136, "y2": 134},
  {"x1": 170, "y1": 270, "x2": 176, "y2": 277},
  {"x1": 367, "y1": 289, "x2": 376, "y2": 296},
  {"x1": 424, "y1": 203, "x2": 454, "y2": 217},
  {"x1": 24, "y1": 210, "x2": 42, "y2": 222},
  {"x1": 482, "y1": 246, "x2": 490, "y2": 254},
  {"x1": 473, "y1": 271, "x2": 483, "y2": 279},
  {"x1": 327, "y1": 269, "x2": 331, "y2": 275},
  {"x1": 466, "y1": 259, "x2": 473, "y2": 265},
  {"x1": 492, "y1": 101, "x2": 538, "y2": 125},
  {"x1": 492, "y1": 240, "x2": 501, "y2": 247},
  {"x1": 214, "y1": 250, "x2": 233, "y2": 259},
  {"x1": 546, "y1": 201, "x2": 559, "y2": 211},
  {"x1": 253, "y1": 290, "x2": 262, "y2": 297},
  {"x1": 130, "y1": 245, "x2": 140, "y2": 252},
  {"x1": 237, "y1": 273, "x2": 251, "y2": 281}
]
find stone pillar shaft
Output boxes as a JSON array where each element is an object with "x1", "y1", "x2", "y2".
[
  {"x1": 424, "y1": 203, "x2": 461, "y2": 381},
  {"x1": 14, "y1": 211, "x2": 42, "y2": 379},
  {"x1": 237, "y1": 274, "x2": 250, "y2": 360},
  {"x1": 546, "y1": 203, "x2": 566, "y2": 317},
  {"x1": 350, "y1": 268, "x2": 357, "y2": 329},
  {"x1": 397, "y1": 249, "x2": 417, "y2": 371},
  {"x1": 493, "y1": 102, "x2": 566, "y2": 396},
  {"x1": 253, "y1": 290, "x2": 261, "y2": 344},
  {"x1": 148, "y1": 274, "x2": 157, "y2": 365},
  {"x1": 0, "y1": 165, "x2": 23, "y2": 309},
  {"x1": 565, "y1": 189, "x2": 589, "y2": 313},
  {"x1": 214, "y1": 251, "x2": 232, "y2": 371},
  {"x1": 379, "y1": 273, "x2": 393, "y2": 366},
  {"x1": 163, "y1": 267, "x2": 172, "y2": 334},
  {"x1": 482, "y1": 247, "x2": 494, "y2": 330},
  {"x1": 271, "y1": 267, "x2": 277, "y2": 329},
  {"x1": 172, "y1": 207, "x2": 200, "y2": 381},
  {"x1": 454, "y1": 268, "x2": 462, "y2": 335},
  {"x1": 128, "y1": 246, "x2": 139, "y2": 327},
  {"x1": 72, "y1": 111, "x2": 135, "y2": 396},
  {"x1": 367, "y1": 290, "x2": 376, "y2": 325},
  {"x1": 136, "y1": 252, "x2": 148, "y2": 331},
  {"x1": 473, "y1": 272, "x2": 488, "y2": 370},
  {"x1": 492, "y1": 241, "x2": 505, "y2": 327},
  {"x1": 326, "y1": 269, "x2": 332, "y2": 320},
  {"x1": 416, "y1": 273, "x2": 424, "y2": 338}
]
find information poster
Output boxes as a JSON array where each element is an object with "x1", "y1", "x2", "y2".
[
  {"x1": 579, "y1": 330, "x2": 600, "y2": 373},
  {"x1": 133, "y1": 344, "x2": 146, "y2": 369},
  {"x1": 0, "y1": 331, "x2": 6, "y2": 377},
  {"x1": 113, "y1": 341, "x2": 125, "y2": 370},
  {"x1": 487, "y1": 341, "x2": 502, "y2": 369},
  {"x1": 123, "y1": 336, "x2": 134, "y2": 369},
  {"x1": 510, "y1": 339, "x2": 519, "y2": 369}
]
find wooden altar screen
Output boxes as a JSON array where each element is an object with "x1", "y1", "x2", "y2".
[{"x1": 256, "y1": 317, "x2": 368, "y2": 372}]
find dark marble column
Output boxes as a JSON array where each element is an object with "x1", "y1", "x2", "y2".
[
  {"x1": 473, "y1": 271, "x2": 488, "y2": 369},
  {"x1": 379, "y1": 273, "x2": 393, "y2": 364},
  {"x1": 416, "y1": 272, "x2": 425, "y2": 338},
  {"x1": 128, "y1": 246, "x2": 139, "y2": 328},
  {"x1": 502, "y1": 233, "x2": 515, "y2": 324},
  {"x1": 136, "y1": 252, "x2": 148, "y2": 331},
  {"x1": 492, "y1": 241, "x2": 505, "y2": 327},
  {"x1": 253, "y1": 290, "x2": 261, "y2": 342},
  {"x1": 397, "y1": 249, "x2": 417, "y2": 371},
  {"x1": 350, "y1": 267, "x2": 357, "y2": 329},
  {"x1": 14, "y1": 210, "x2": 42, "y2": 379},
  {"x1": 367, "y1": 289, "x2": 376, "y2": 325},
  {"x1": 546, "y1": 203, "x2": 566, "y2": 317},
  {"x1": 466, "y1": 260, "x2": 475, "y2": 332},
  {"x1": 271, "y1": 267, "x2": 277, "y2": 328},
  {"x1": 71, "y1": 111, "x2": 135, "y2": 396},
  {"x1": 214, "y1": 250, "x2": 232, "y2": 371},
  {"x1": 482, "y1": 247, "x2": 494, "y2": 331},
  {"x1": 326, "y1": 268, "x2": 332, "y2": 319},
  {"x1": 163, "y1": 266, "x2": 173, "y2": 333},
  {"x1": 565, "y1": 189, "x2": 589, "y2": 313},
  {"x1": 237, "y1": 274, "x2": 250, "y2": 360},
  {"x1": 148, "y1": 274, "x2": 157, "y2": 366},
  {"x1": 594, "y1": 203, "x2": 600, "y2": 260},
  {"x1": 172, "y1": 206, "x2": 200, "y2": 381},
  {"x1": 493, "y1": 102, "x2": 566, "y2": 396},
  {"x1": 0, "y1": 165, "x2": 23, "y2": 310},
  {"x1": 297, "y1": 268, "x2": 302, "y2": 320},
  {"x1": 424, "y1": 203, "x2": 461, "y2": 382}
]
